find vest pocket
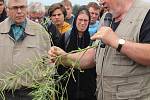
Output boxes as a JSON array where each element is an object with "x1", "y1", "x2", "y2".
[
  {"x1": 112, "y1": 51, "x2": 135, "y2": 66},
  {"x1": 116, "y1": 89, "x2": 141, "y2": 99},
  {"x1": 116, "y1": 82, "x2": 150, "y2": 99}
]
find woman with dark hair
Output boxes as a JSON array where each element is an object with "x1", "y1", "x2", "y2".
[
  {"x1": 58, "y1": 5, "x2": 96, "y2": 100},
  {"x1": 0, "y1": 0, "x2": 7, "y2": 22}
]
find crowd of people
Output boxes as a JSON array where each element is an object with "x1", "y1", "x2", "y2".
[{"x1": 1, "y1": 0, "x2": 150, "y2": 100}]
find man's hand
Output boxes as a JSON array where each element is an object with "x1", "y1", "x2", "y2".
[
  {"x1": 91, "y1": 26, "x2": 119, "y2": 49},
  {"x1": 48, "y1": 46, "x2": 67, "y2": 63}
]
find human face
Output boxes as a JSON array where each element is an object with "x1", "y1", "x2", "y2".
[
  {"x1": 89, "y1": 7, "x2": 100, "y2": 24},
  {"x1": 29, "y1": 12, "x2": 44, "y2": 23},
  {"x1": 97, "y1": 0, "x2": 122, "y2": 19},
  {"x1": 6, "y1": 0, "x2": 27, "y2": 24},
  {"x1": 76, "y1": 13, "x2": 89, "y2": 33},
  {"x1": 65, "y1": 5, "x2": 72, "y2": 19},
  {"x1": 51, "y1": 9, "x2": 65, "y2": 27},
  {"x1": 0, "y1": 1, "x2": 5, "y2": 14}
]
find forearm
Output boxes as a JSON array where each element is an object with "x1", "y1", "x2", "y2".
[
  {"x1": 62, "y1": 48, "x2": 96, "y2": 69},
  {"x1": 121, "y1": 41, "x2": 150, "y2": 66}
]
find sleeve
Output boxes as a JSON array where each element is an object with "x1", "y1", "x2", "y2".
[{"x1": 140, "y1": 10, "x2": 150, "y2": 43}]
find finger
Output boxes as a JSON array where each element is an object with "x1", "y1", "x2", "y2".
[
  {"x1": 49, "y1": 46, "x2": 58, "y2": 55},
  {"x1": 91, "y1": 34, "x2": 102, "y2": 40},
  {"x1": 53, "y1": 46, "x2": 58, "y2": 51},
  {"x1": 49, "y1": 57, "x2": 56, "y2": 63}
]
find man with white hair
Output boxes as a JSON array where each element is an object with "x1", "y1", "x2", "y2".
[
  {"x1": 0, "y1": 0, "x2": 52, "y2": 99},
  {"x1": 28, "y1": 2, "x2": 61, "y2": 47},
  {"x1": 49, "y1": 0, "x2": 150, "y2": 99}
]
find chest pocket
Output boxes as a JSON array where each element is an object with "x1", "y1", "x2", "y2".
[{"x1": 112, "y1": 51, "x2": 135, "y2": 66}]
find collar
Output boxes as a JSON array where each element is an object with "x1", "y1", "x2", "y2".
[
  {"x1": 0, "y1": 18, "x2": 36, "y2": 36},
  {"x1": 89, "y1": 21, "x2": 100, "y2": 27},
  {"x1": 11, "y1": 19, "x2": 27, "y2": 29}
]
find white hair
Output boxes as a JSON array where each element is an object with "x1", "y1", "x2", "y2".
[
  {"x1": 4, "y1": 0, "x2": 8, "y2": 7},
  {"x1": 28, "y1": 2, "x2": 45, "y2": 13},
  {"x1": 4, "y1": 0, "x2": 28, "y2": 7}
]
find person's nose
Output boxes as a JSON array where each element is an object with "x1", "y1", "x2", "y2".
[
  {"x1": 81, "y1": 20, "x2": 87, "y2": 25},
  {"x1": 17, "y1": 8, "x2": 22, "y2": 13},
  {"x1": 55, "y1": 15, "x2": 60, "y2": 19},
  {"x1": 93, "y1": 14, "x2": 97, "y2": 18},
  {"x1": 81, "y1": 21, "x2": 84, "y2": 24}
]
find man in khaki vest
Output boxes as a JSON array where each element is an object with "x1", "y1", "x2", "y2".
[{"x1": 49, "y1": 0, "x2": 150, "y2": 99}]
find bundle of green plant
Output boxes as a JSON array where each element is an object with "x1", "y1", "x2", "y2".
[
  {"x1": 0, "y1": 44, "x2": 98, "y2": 100},
  {"x1": 0, "y1": 56, "x2": 60, "y2": 100}
]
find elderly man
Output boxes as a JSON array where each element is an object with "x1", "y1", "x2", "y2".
[
  {"x1": 0, "y1": 0, "x2": 51, "y2": 99},
  {"x1": 28, "y1": 2, "x2": 61, "y2": 47},
  {"x1": 49, "y1": 0, "x2": 150, "y2": 100}
]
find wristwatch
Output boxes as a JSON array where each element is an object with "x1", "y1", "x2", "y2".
[{"x1": 116, "y1": 39, "x2": 125, "y2": 52}]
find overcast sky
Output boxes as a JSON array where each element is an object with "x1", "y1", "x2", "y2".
[{"x1": 28, "y1": 0, "x2": 98, "y2": 6}]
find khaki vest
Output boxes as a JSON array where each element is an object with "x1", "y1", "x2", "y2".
[{"x1": 96, "y1": 0, "x2": 150, "y2": 99}]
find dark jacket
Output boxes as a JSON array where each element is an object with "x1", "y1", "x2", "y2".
[
  {"x1": 41, "y1": 17, "x2": 61, "y2": 47},
  {"x1": 57, "y1": 6, "x2": 96, "y2": 100},
  {"x1": 0, "y1": 9, "x2": 7, "y2": 22}
]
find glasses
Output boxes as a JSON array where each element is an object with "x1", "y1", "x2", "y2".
[
  {"x1": 8, "y1": 5, "x2": 27, "y2": 11},
  {"x1": 30, "y1": 17, "x2": 43, "y2": 23}
]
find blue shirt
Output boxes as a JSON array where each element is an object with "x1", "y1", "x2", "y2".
[
  {"x1": 11, "y1": 21, "x2": 26, "y2": 41},
  {"x1": 88, "y1": 21, "x2": 100, "y2": 37}
]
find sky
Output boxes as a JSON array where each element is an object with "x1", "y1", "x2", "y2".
[{"x1": 28, "y1": 0, "x2": 98, "y2": 6}]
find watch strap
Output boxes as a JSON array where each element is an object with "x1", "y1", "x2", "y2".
[{"x1": 116, "y1": 44, "x2": 123, "y2": 52}]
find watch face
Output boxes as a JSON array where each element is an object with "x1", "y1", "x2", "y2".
[{"x1": 119, "y1": 39, "x2": 125, "y2": 44}]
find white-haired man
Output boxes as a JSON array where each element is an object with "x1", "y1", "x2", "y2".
[{"x1": 28, "y1": 2, "x2": 61, "y2": 47}]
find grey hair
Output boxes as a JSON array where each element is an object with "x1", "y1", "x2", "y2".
[
  {"x1": 4, "y1": 0, "x2": 28, "y2": 7},
  {"x1": 28, "y1": 2, "x2": 45, "y2": 13},
  {"x1": 4, "y1": 0, "x2": 8, "y2": 7}
]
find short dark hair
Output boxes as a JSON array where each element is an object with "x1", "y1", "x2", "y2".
[
  {"x1": 61, "y1": 0, "x2": 72, "y2": 8},
  {"x1": 87, "y1": 2, "x2": 100, "y2": 10},
  {"x1": 0, "y1": 0, "x2": 4, "y2": 3},
  {"x1": 48, "y1": 3, "x2": 67, "y2": 18}
]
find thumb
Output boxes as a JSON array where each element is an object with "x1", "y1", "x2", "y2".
[{"x1": 91, "y1": 34, "x2": 102, "y2": 40}]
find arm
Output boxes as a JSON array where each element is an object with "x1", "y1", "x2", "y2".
[
  {"x1": 65, "y1": 48, "x2": 96, "y2": 69},
  {"x1": 91, "y1": 26, "x2": 150, "y2": 66},
  {"x1": 121, "y1": 41, "x2": 150, "y2": 66},
  {"x1": 48, "y1": 46, "x2": 96, "y2": 69}
]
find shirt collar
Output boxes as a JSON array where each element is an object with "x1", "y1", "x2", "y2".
[{"x1": 11, "y1": 19, "x2": 27, "y2": 29}]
